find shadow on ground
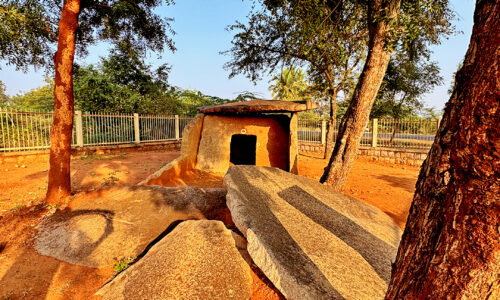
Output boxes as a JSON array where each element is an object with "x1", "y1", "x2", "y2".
[
  {"x1": 0, "y1": 206, "x2": 114, "y2": 299},
  {"x1": 375, "y1": 174, "x2": 416, "y2": 192}
]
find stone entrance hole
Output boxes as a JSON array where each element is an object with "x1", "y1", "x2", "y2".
[{"x1": 230, "y1": 134, "x2": 257, "y2": 165}]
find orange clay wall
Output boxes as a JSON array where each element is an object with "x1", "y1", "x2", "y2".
[{"x1": 195, "y1": 115, "x2": 290, "y2": 173}]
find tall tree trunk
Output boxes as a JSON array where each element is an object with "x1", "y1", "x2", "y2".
[
  {"x1": 320, "y1": 0, "x2": 400, "y2": 190},
  {"x1": 324, "y1": 90, "x2": 337, "y2": 159},
  {"x1": 386, "y1": 0, "x2": 499, "y2": 298},
  {"x1": 46, "y1": 0, "x2": 80, "y2": 204}
]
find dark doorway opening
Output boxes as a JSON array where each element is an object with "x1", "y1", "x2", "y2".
[{"x1": 230, "y1": 134, "x2": 257, "y2": 165}]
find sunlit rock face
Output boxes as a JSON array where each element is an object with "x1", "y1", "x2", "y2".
[
  {"x1": 96, "y1": 220, "x2": 253, "y2": 300},
  {"x1": 224, "y1": 165, "x2": 402, "y2": 300},
  {"x1": 34, "y1": 185, "x2": 227, "y2": 267}
]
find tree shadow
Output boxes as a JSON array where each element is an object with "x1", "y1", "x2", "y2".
[
  {"x1": 23, "y1": 170, "x2": 49, "y2": 180},
  {"x1": 384, "y1": 210, "x2": 409, "y2": 230},
  {"x1": 0, "y1": 209, "x2": 114, "y2": 299},
  {"x1": 69, "y1": 151, "x2": 180, "y2": 192},
  {"x1": 36, "y1": 209, "x2": 115, "y2": 261},
  {"x1": 231, "y1": 170, "x2": 343, "y2": 299},
  {"x1": 277, "y1": 185, "x2": 398, "y2": 283},
  {"x1": 375, "y1": 174, "x2": 416, "y2": 192}
]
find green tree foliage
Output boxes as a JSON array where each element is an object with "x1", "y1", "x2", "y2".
[
  {"x1": 8, "y1": 78, "x2": 54, "y2": 110},
  {"x1": 336, "y1": 51, "x2": 445, "y2": 120},
  {"x1": 268, "y1": 67, "x2": 310, "y2": 101},
  {"x1": 7, "y1": 40, "x2": 252, "y2": 115},
  {"x1": 225, "y1": 0, "x2": 456, "y2": 119},
  {"x1": 0, "y1": 81, "x2": 9, "y2": 106},
  {"x1": 73, "y1": 41, "x2": 168, "y2": 113},
  {"x1": 0, "y1": 0, "x2": 175, "y2": 71},
  {"x1": 72, "y1": 42, "x2": 250, "y2": 114},
  {"x1": 100, "y1": 41, "x2": 170, "y2": 96},
  {"x1": 421, "y1": 107, "x2": 442, "y2": 119},
  {"x1": 370, "y1": 53, "x2": 443, "y2": 119},
  {"x1": 8, "y1": 73, "x2": 248, "y2": 115},
  {"x1": 73, "y1": 64, "x2": 142, "y2": 112},
  {"x1": 170, "y1": 89, "x2": 256, "y2": 115},
  {"x1": 0, "y1": 0, "x2": 56, "y2": 71},
  {"x1": 233, "y1": 91, "x2": 259, "y2": 102},
  {"x1": 224, "y1": 0, "x2": 367, "y2": 119}
]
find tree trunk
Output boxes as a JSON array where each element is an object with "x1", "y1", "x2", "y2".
[
  {"x1": 324, "y1": 90, "x2": 337, "y2": 159},
  {"x1": 320, "y1": 0, "x2": 400, "y2": 190},
  {"x1": 386, "y1": 0, "x2": 499, "y2": 298},
  {"x1": 46, "y1": 0, "x2": 80, "y2": 204}
]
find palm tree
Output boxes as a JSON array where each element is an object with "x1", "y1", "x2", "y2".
[{"x1": 268, "y1": 68, "x2": 309, "y2": 101}]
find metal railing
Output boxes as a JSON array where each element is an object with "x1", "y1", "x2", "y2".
[
  {"x1": 0, "y1": 108, "x2": 439, "y2": 152},
  {"x1": 139, "y1": 114, "x2": 177, "y2": 143},
  {"x1": 179, "y1": 117, "x2": 192, "y2": 139},
  {"x1": 0, "y1": 108, "x2": 194, "y2": 152},
  {"x1": 298, "y1": 120, "x2": 324, "y2": 144},
  {"x1": 374, "y1": 119, "x2": 438, "y2": 149},
  {"x1": 82, "y1": 112, "x2": 135, "y2": 146},
  {"x1": 298, "y1": 118, "x2": 440, "y2": 150},
  {"x1": 0, "y1": 110, "x2": 54, "y2": 151}
]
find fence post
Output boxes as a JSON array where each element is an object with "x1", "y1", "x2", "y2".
[
  {"x1": 372, "y1": 118, "x2": 378, "y2": 147},
  {"x1": 175, "y1": 115, "x2": 180, "y2": 140},
  {"x1": 75, "y1": 110, "x2": 84, "y2": 147},
  {"x1": 321, "y1": 120, "x2": 327, "y2": 144},
  {"x1": 134, "y1": 113, "x2": 140, "y2": 144}
]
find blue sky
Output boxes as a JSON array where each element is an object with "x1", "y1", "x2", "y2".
[{"x1": 0, "y1": 0, "x2": 475, "y2": 111}]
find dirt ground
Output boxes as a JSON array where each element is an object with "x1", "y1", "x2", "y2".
[
  {"x1": 0, "y1": 151, "x2": 180, "y2": 214},
  {"x1": 0, "y1": 150, "x2": 420, "y2": 299},
  {"x1": 298, "y1": 155, "x2": 420, "y2": 229}
]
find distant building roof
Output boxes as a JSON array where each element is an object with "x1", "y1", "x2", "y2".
[{"x1": 198, "y1": 99, "x2": 319, "y2": 114}]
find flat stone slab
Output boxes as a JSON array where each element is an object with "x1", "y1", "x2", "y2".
[
  {"x1": 96, "y1": 220, "x2": 253, "y2": 300},
  {"x1": 34, "y1": 185, "x2": 227, "y2": 268},
  {"x1": 224, "y1": 166, "x2": 402, "y2": 300},
  {"x1": 198, "y1": 99, "x2": 319, "y2": 114}
]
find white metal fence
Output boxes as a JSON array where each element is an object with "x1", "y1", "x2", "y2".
[
  {"x1": 298, "y1": 118, "x2": 439, "y2": 150},
  {"x1": 298, "y1": 120, "x2": 326, "y2": 144},
  {"x1": 0, "y1": 108, "x2": 439, "y2": 152},
  {"x1": 0, "y1": 108, "x2": 193, "y2": 152}
]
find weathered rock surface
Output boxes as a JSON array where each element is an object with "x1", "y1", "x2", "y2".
[
  {"x1": 140, "y1": 114, "x2": 204, "y2": 185},
  {"x1": 224, "y1": 166, "x2": 402, "y2": 300},
  {"x1": 34, "y1": 185, "x2": 227, "y2": 268},
  {"x1": 195, "y1": 115, "x2": 291, "y2": 173},
  {"x1": 198, "y1": 99, "x2": 319, "y2": 114},
  {"x1": 96, "y1": 220, "x2": 253, "y2": 300}
]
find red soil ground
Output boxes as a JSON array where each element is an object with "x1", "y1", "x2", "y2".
[
  {"x1": 298, "y1": 154, "x2": 420, "y2": 229},
  {"x1": 0, "y1": 151, "x2": 180, "y2": 214},
  {"x1": 0, "y1": 150, "x2": 419, "y2": 299}
]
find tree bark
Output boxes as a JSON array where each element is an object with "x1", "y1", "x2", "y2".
[
  {"x1": 386, "y1": 0, "x2": 499, "y2": 298},
  {"x1": 324, "y1": 90, "x2": 337, "y2": 159},
  {"x1": 320, "y1": 0, "x2": 400, "y2": 190},
  {"x1": 46, "y1": 0, "x2": 80, "y2": 204}
]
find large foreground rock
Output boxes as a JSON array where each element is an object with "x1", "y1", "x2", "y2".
[
  {"x1": 224, "y1": 166, "x2": 402, "y2": 300},
  {"x1": 34, "y1": 185, "x2": 226, "y2": 267},
  {"x1": 97, "y1": 220, "x2": 253, "y2": 300}
]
